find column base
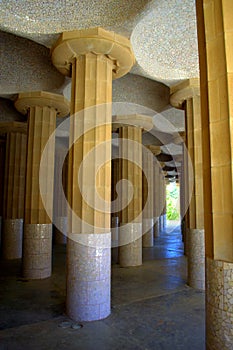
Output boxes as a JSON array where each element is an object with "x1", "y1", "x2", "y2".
[
  {"x1": 2, "y1": 219, "x2": 23, "y2": 259},
  {"x1": 187, "y1": 229, "x2": 205, "y2": 290},
  {"x1": 206, "y1": 258, "x2": 233, "y2": 349},
  {"x1": 54, "y1": 216, "x2": 67, "y2": 245},
  {"x1": 119, "y1": 223, "x2": 142, "y2": 267},
  {"x1": 66, "y1": 233, "x2": 111, "y2": 322},
  {"x1": 23, "y1": 224, "x2": 52, "y2": 279},
  {"x1": 111, "y1": 217, "x2": 119, "y2": 264},
  {"x1": 142, "y1": 218, "x2": 154, "y2": 247},
  {"x1": 153, "y1": 217, "x2": 160, "y2": 238}
]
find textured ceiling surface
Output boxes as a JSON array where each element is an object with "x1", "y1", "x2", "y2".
[{"x1": 0, "y1": 0, "x2": 199, "y2": 86}]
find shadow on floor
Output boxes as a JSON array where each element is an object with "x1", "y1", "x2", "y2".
[{"x1": 0, "y1": 224, "x2": 205, "y2": 350}]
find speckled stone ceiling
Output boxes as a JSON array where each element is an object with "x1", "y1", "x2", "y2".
[{"x1": 0, "y1": 0, "x2": 199, "y2": 86}]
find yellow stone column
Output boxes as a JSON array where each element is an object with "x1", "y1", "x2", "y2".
[
  {"x1": 0, "y1": 138, "x2": 5, "y2": 246},
  {"x1": 196, "y1": 1, "x2": 233, "y2": 348},
  {"x1": 142, "y1": 149, "x2": 154, "y2": 247},
  {"x1": 147, "y1": 145, "x2": 161, "y2": 238},
  {"x1": 171, "y1": 79, "x2": 205, "y2": 290},
  {"x1": 113, "y1": 115, "x2": 153, "y2": 267},
  {"x1": 52, "y1": 28, "x2": 134, "y2": 321},
  {"x1": 180, "y1": 141, "x2": 189, "y2": 254},
  {"x1": 15, "y1": 92, "x2": 69, "y2": 279},
  {"x1": 111, "y1": 158, "x2": 120, "y2": 263},
  {"x1": 159, "y1": 167, "x2": 166, "y2": 233},
  {"x1": 0, "y1": 123, "x2": 27, "y2": 259}
]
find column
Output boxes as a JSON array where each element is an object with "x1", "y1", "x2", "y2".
[
  {"x1": 147, "y1": 145, "x2": 161, "y2": 238},
  {"x1": 2, "y1": 127, "x2": 27, "y2": 259},
  {"x1": 53, "y1": 143, "x2": 68, "y2": 245},
  {"x1": 196, "y1": 1, "x2": 233, "y2": 348},
  {"x1": 159, "y1": 168, "x2": 166, "y2": 234},
  {"x1": 142, "y1": 149, "x2": 154, "y2": 247},
  {"x1": 113, "y1": 115, "x2": 153, "y2": 267},
  {"x1": 52, "y1": 28, "x2": 134, "y2": 321},
  {"x1": 171, "y1": 79, "x2": 205, "y2": 290},
  {"x1": 15, "y1": 91, "x2": 69, "y2": 279},
  {"x1": 111, "y1": 158, "x2": 120, "y2": 263},
  {"x1": 0, "y1": 139, "x2": 5, "y2": 246}
]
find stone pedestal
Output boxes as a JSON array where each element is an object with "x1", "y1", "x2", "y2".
[
  {"x1": 206, "y1": 258, "x2": 233, "y2": 349},
  {"x1": 187, "y1": 228, "x2": 205, "y2": 290},
  {"x1": 119, "y1": 223, "x2": 142, "y2": 266},
  {"x1": 23, "y1": 224, "x2": 52, "y2": 279}
]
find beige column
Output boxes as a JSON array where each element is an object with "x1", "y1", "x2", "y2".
[
  {"x1": 113, "y1": 115, "x2": 153, "y2": 267},
  {"x1": 15, "y1": 92, "x2": 69, "y2": 279},
  {"x1": 119, "y1": 124, "x2": 142, "y2": 266},
  {"x1": 1, "y1": 125, "x2": 27, "y2": 259},
  {"x1": 111, "y1": 158, "x2": 120, "y2": 263},
  {"x1": 171, "y1": 79, "x2": 205, "y2": 290},
  {"x1": 180, "y1": 141, "x2": 189, "y2": 254},
  {"x1": 159, "y1": 167, "x2": 166, "y2": 234},
  {"x1": 53, "y1": 144, "x2": 68, "y2": 245},
  {"x1": 142, "y1": 149, "x2": 154, "y2": 247},
  {"x1": 147, "y1": 145, "x2": 161, "y2": 238},
  {"x1": 52, "y1": 28, "x2": 134, "y2": 321},
  {"x1": 0, "y1": 139, "x2": 5, "y2": 246},
  {"x1": 196, "y1": 1, "x2": 233, "y2": 348}
]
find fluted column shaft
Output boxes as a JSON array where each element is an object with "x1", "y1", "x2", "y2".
[
  {"x1": 119, "y1": 125, "x2": 142, "y2": 266},
  {"x1": 2, "y1": 132, "x2": 26, "y2": 259}
]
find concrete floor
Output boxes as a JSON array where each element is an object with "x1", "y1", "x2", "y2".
[{"x1": 0, "y1": 223, "x2": 205, "y2": 350}]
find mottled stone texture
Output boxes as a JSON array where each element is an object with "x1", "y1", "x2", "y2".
[
  {"x1": 23, "y1": 224, "x2": 52, "y2": 279},
  {"x1": 119, "y1": 223, "x2": 142, "y2": 267},
  {"x1": 2, "y1": 219, "x2": 23, "y2": 259},
  {"x1": 66, "y1": 233, "x2": 111, "y2": 321},
  {"x1": 206, "y1": 258, "x2": 233, "y2": 350},
  {"x1": 187, "y1": 229, "x2": 205, "y2": 290}
]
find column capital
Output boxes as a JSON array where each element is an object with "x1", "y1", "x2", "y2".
[
  {"x1": 112, "y1": 114, "x2": 154, "y2": 132},
  {"x1": 146, "y1": 145, "x2": 161, "y2": 156},
  {"x1": 0, "y1": 121, "x2": 27, "y2": 135},
  {"x1": 14, "y1": 91, "x2": 70, "y2": 117},
  {"x1": 170, "y1": 78, "x2": 200, "y2": 109},
  {"x1": 51, "y1": 27, "x2": 135, "y2": 80}
]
